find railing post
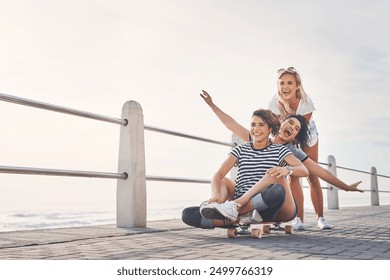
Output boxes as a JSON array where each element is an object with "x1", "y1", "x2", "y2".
[
  {"x1": 116, "y1": 101, "x2": 147, "y2": 228},
  {"x1": 230, "y1": 134, "x2": 243, "y2": 180},
  {"x1": 326, "y1": 155, "x2": 339, "y2": 210},
  {"x1": 371, "y1": 167, "x2": 380, "y2": 206}
]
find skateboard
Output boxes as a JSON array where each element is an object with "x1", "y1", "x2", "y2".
[
  {"x1": 199, "y1": 203, "x2": 294, "y2": 238},
  {"x1": 226, "y1": 222, "x2": 294, "y2": 239}
]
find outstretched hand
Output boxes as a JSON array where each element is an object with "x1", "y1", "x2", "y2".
[
  {"x1": 348, "y1": 181, "x2": 364, "y2": 192},
  {"x1": 200, "y1": 90, "x2": 213, "y2": 105}
]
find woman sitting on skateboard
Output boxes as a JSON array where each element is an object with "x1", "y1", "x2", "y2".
[{"x1": 184, "y1": 109, "x2": 309, "y2": 229}]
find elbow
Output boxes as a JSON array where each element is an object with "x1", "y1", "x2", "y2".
[
  {"x1": 300, "y1": 165, "x2": 309, "y2": 177},
  {"x1": 296, "y1": 166, "x2": 309, "y2": 177},
  {"x1": 212, "y1": 171, "x2": 224, "y2": 183}
]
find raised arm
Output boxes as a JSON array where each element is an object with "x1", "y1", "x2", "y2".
[
  {"x1": 200, "y1": 90, "x2": 250, "y2": 142},
  {"x1": 303, "y1": 158, "x2": 363, "y2": 192}
]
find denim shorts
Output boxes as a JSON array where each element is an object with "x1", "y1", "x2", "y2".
[{"x1": 307, "y1": 120, "x2": 319, "y2": 147}]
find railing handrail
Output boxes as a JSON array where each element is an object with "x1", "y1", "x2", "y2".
[
  {"x1": 144, "y1": 125, "x2": 233, "y2": 147},
  {"x1": 146, "y1": 175, "x2": 211, "y2": 184},
  {"x1": 0, "y1": 165, "x2": 127, "y2": 179},
  {"x1": 0, "y1": 92, "x2": 127, "y2": 126},
  {"x1": 318, "y1": 161, "x2": 389, "y2": 178}
]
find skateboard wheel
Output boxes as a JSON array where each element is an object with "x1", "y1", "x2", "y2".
[
  {"x1": 284, "y1": 225, "x2": 294, "y2": 234},
  {"x1": 250, "y1": 228, "x2": 263, "y2": 239},
  {"x1": 262, "y1": 225, "x2": 271, "y2": 234},
  {"x1": 227, "y1": 228, "x2": 238, "y2": 238}
]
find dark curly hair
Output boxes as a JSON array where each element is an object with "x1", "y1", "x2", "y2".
[{"x1": 282, "y1": 114, "x2": 310, "y2": 149}]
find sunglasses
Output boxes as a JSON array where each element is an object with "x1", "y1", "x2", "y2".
[{"x1": 277, "y1": 67, "x2": 297, "y2": 73}]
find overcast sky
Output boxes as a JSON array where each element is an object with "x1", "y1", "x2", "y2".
[{"x1": 1, "y1": 0, "x2": 389, "y2": 213}]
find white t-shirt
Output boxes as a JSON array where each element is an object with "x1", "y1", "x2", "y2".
[{"x1": 268, "y1": 94, "x2": 316, "y2": 119}]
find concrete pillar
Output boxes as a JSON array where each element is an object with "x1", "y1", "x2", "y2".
[
  {"x1": 230, "y1": 134, "x2": 243, "y2": 180},
  {"x1": 326, "y1": 155, "x2": 339, "y2": 210},
  {"x1": 116, "y1": 101, "x2": 147, "y2": 228},
  {"x1": 371, "y1": 167, "x2": 380, "y2": 206}
]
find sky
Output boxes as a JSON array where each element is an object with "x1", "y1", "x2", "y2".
[{"x1": 0, "y1": 0, "x2": 389, "y2": 215}]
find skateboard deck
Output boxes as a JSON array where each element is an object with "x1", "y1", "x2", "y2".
[
  {"x1": 199, "y1": 203, "x2": 294, "y2": 238},
  {"x1": 227, "y1": 222, "x2": 294, "y2": 239}
]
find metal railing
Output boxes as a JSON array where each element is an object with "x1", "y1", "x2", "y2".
[
  {"x1": 0, "y1": 92, "x2": 234, "y2": 228},
  {"x1": 315, "y1": 159, "x2": 390, "y2": 209},
  {"x1": 0, "y1": 92, "x2": 389, "y2": 228}
]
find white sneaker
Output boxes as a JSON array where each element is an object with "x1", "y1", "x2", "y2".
[
  {"x1": 214, "y1": 201, "x2": 239, "y2": 221},
  {"x1": 200, "y1": 200, "x2": 214, "y2": 210},
  {"x1": 239, "y1": 210, "x2": 263, "y2": 225},
  {"x1": 199, "y1": 201, "x2": 225, "y2": 219},
  {"x1": 317, "y1": 217, "x2": 332, "y2": 230},
  {"x1": 292, "y1": 217, "x2": 305, "y2": 231}
]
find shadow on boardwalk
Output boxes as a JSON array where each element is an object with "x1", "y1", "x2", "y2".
[{"x1": 0, "y1": 205, "x2": 389, "y2": 260}]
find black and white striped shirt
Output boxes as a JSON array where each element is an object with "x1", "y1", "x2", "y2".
[{"x1": 230, "y1": 142, "x2": 292, "y2": 198}]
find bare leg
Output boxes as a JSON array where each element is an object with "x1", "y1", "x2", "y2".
[
  {"x1": 290, "y1": 176, "x2": 304, "y2": 222},
  {"x1": 304, "y1": 140, "x2": 324, "y2": 219},
  {"x1": 234, "y1": 173, "x2": 281, "y2": 207},
  {"x1": 232, "y1": 174, "x2": 296, "y2": 222},
  {"x1": 212, "y1": 219, "x2": 236, "y2": 227},
  {"x1": 273, "y1": 177, "x2": 296, "y2": 222},
  {"x1": 212, "y1": 177, "x2": 236, "y2": 203}
]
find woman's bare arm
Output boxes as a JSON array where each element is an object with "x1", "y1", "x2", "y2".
[
  {"x1": 304, "y1": 158, "x2": 363, "y2": 192},
  {"x1": 209, "y1": 155, "x2": 237, "y2": 203},
  {"x1": 201, "y1": 90, "x2": 250, "y2": 142}
]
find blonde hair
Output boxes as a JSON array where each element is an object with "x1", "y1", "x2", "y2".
[{"x1": 276, "y1": 67, "x2": 308, "y2": 118}]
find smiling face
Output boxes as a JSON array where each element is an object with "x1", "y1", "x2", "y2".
[
  {"x1": 278, "y1": 117, "x2": 301, "y2": 143},
  {"x1": 250, "y1": 115, "x2": 272, "y2": 145},
  {"x1": 278, "y1": 73, "x2": 298, "y2": 101}
]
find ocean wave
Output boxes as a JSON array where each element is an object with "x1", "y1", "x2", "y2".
[
  {"x1": 0, "y1": 206, "x2": 186, "y2": 232},
  {"x1": 0, "y1": 210, "x2": 116, "y2": 232}
]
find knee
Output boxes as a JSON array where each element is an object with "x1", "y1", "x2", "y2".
[
  {"x1": 181, "y1": 206, "x2": 202, "y2": 228},
  {"x1": 181, "y1": 206, "x2": 214, "y2": 229},
  {"x1": 272, "y1": 183, "x2": 286, "y2": 202},
  {"x1": 258, "y1": 183, "x2": 286, "y2": 208},
  {"x1": 265, "y1": 183, "x2": 286, "y2": 206}
]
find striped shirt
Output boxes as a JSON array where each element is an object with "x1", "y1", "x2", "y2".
[{"x1": 230, "y1": 142, "x2": 292, "y2": 198}]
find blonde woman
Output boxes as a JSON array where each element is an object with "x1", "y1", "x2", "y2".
[{"x1": 268, "y1": 67, "x2": 329, "y2": 229}]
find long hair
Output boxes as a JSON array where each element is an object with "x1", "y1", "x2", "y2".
[
  {"x1": 283, "y1": 114, "x2": 310, "y2": 149},
  {"x1": 276, "y1": 67, "x2": 308, "y2": 119}
]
